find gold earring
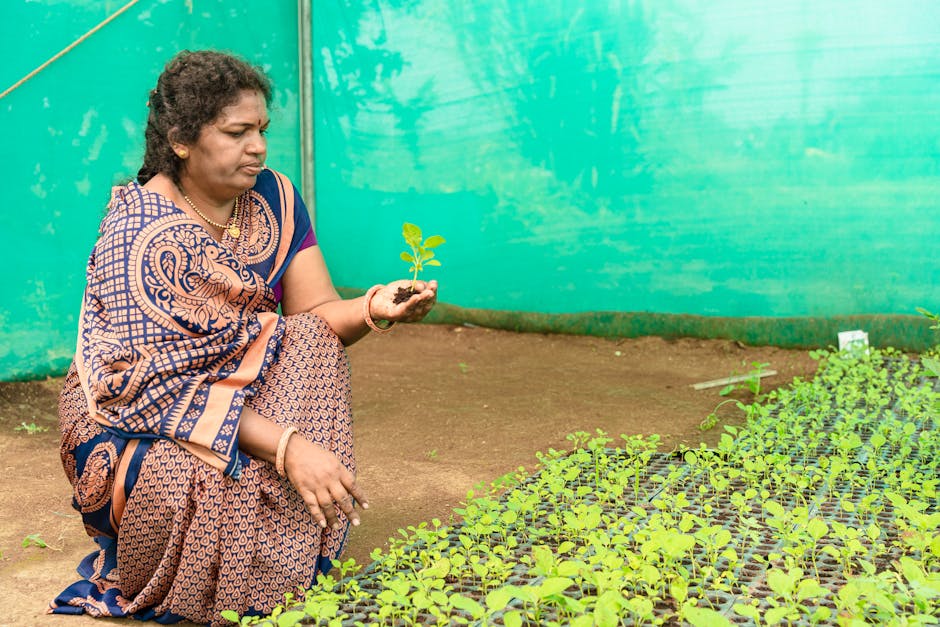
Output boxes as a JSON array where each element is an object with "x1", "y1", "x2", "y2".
[{"x1": 177, "y1": 149, "x2": 188, "y2": 158}]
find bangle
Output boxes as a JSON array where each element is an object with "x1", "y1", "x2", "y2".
[
  {"x1": 362, "y1": 284, "x2": 395, "y2": 334},
  {"x1": 275, "y1": 426, "x2": 298, "y2": 478}
]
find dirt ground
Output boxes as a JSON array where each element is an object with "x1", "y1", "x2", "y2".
[{"x1": 0, "y1": 324, "x2": 820, "y2": 626}]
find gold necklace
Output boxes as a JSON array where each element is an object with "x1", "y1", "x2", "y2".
[{"x1": 181, "y1": 192, "x2": 241, "y2": 239}]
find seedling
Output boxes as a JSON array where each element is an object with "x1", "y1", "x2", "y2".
[
  {"x1": 22, "y1": 533, "x2": 48, "y2": 548},
  {"x1": 700, "y1": 362, "x2": 770, "y2": 431},
  {"x1": 14, "y1": 421, "x2": 48, "y2": 434},
  {"x1": 398, "y1": 222, "x2": 444, "y2": 301}
]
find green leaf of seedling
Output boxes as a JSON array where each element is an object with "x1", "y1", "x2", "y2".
[
  {"x1": 796, "y1": 578, "x2": 828, "y2": 601},
  {"x1": 400, "y1": 252, "x2": 415, "y2": 263},
  {"x1": 594, "y1": 590, "x2": 622, "y2": 627},
  {"x1": 719, "y1": 384, "x2": 736, "y2": 396},
  {"x1": 767, "y1": 568, "x2": 794, "y2": 596},
  {"x1": 922, "y1": 356, "x2": 940, "y2": 376},
  {"x1": 683, "y1": 605, "x2": 734, "y2": 627},
  {"x1": 670, "y1": 578, "x2": 689, "y2": 605},
  {"x1": 485, "y1": 586, "x2": 516, "y2": 611},
  {"x1": 450, "y1": 594, "x2": 484, "y2": 619},
  {"x1": 556, "y1": 559, "x2": 586, "y2": 577},
  {"x1": 420, "y1": 250, "x2": 435, "y2": 262},
  {"x1": 426, "y1": 259, "x2": 441, "y2": 267},
  {"x1": 420, "y1": 557, "x2": 451, "y2": 579},
  {"x1": 22, "y1": 534, "x2": 47, "y2": 548},
  {"x1": 765, "y1": 606, "x2": 791, "y2": 625},
  {"x1": 403, "y1": 223, "x2": 422, "y2": 247},
  {"x1": 424, "y1": 235, "x2": 446, "y2": 248},
  {"x1": 733, "y1": 603, "x2": 761, "y2": 620},
  {"x1": 570, "y1": 616, "x2": 594, "y2": 627},
  {"x1": 502, "y1": 611, "x2": 523, "y2": 627},
  {"x1": 807, "y1": 518, "x2": 829, "y2": 541},
  {"x1": 538, "y1": 577, "x2": 573, "y2": 598},
  {"x1": 557, "y1": 540, "x2": 575, "y2": 554},
  {"x1": 811, "y1": 607, "x2": 832, "y2": 622},
  {"x1": 276, "y1": 610, "x2": 306, "y2": 627},
  {"x1": 220, "y1": 610, "x2": 241, "y2": 623},
  {"x1": 763, "y1": 500, "x2": 786, "y2": 519}
]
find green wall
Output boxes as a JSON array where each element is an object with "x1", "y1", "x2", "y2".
[
  {"x1": 3, "y1": 1, "x2": 940, "y2": 381},
  {"x1": 1, "y1": 0, "x2": 301, "y2": 380},
  {"x1": 313, "y1": 2, "x2": 939, "y2": 330}
]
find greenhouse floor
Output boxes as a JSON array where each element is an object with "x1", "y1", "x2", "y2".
[{"x1": 0, "y1": 324, "x2": 821, "y2": 625}]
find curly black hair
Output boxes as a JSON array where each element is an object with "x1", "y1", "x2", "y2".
[{"x1": 138, "y1": 50, "x2": 273, "y2": 184}]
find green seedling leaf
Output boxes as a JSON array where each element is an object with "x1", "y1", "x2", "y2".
[
  {"x1": 683, "y1": 605, "x2": 734, "y2": 627},
  {"x1": 276, "y1": 610, "x2": 305, "y2": 627},
  {"x1": 767, "y1": 568, "x2": 796, "y2": 596},
  {"x1": 22, "y1": 534, "x2": 47, "y2": 548},
  {"x1": 420, "y1": 557, "x2": 451, "y2": 579},
  {"x1": 764, "y1": 606, "x2": 791, "y2": 625},
  {"x1": 733, "y1": 603, "x2": 761, "y2": 620},
  {"x1": 594, "y1": 590, "x2": 622, "y2": 627},
  {"x1": 402, "y1": 222, "x2": 422, "y2": 247},
  {"x1": 922, "y1": 356, "x2": 940, "y2": 376},
  {"x1": 220, "y1": 610, "x2": 241, "y2": 623},
  {"x1": 538, "y1": 577, "x2": 573, "y2": 598},
  {"x1": 485, "y1": 586, "x2": 516, "y2": 611},
  {"x1": 796, "y1": 578, "x2": 827, "y2": 601},
  {"x1": 449, "y1": 594, "x2": 484, "y2": 619},
  {"x1": 503, "y1": 611, "x2": 522, "y2": 627},
  {"x1": 763, "y1": 500, "x2": 786, "y2": 519},
  {"x1": 806, "y1": 517, "x2": 829, "y2": 541}
]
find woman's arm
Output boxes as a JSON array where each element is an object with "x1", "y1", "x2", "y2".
[
  {"x1": 278, "y1": 245, "x2": 438, "y2": 345},
  {"x1": 278, "y1": 245, "x2": 368, "y2": 344}
]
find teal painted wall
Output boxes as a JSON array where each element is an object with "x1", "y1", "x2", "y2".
[
  {"x1": 313, "y1": 1, "x2": 940, "y2": 317},
  {"x1": 1, "y1": 0, "x2": 301, "y2": 380}
]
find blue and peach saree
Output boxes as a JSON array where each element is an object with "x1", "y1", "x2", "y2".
[{"x1": 50, "y1": 169, "x2": 354, "y2": 625}]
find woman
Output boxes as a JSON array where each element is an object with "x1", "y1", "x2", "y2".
[{"x1": 49, "y1": 50, "x2": 437, "y2": 625}]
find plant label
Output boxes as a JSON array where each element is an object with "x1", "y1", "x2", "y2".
[{"x1": 837, "y1": 329, "x2": 869, "y2": 355}]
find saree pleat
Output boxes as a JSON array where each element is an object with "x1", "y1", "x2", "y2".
[{"x1": 52, "y1": 313, "x2": 353, "y2": 625}]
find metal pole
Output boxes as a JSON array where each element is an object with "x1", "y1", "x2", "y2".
[{"x1": 298, "y1": 0, "x2": 315, "y2": 224}]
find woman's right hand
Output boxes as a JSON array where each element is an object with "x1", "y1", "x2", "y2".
[{"x1": 283, "y1": 434, "x2": 368, "y2": 529}]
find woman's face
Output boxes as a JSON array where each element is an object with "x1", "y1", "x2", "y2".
[{"x1": 179, "y1": 89, "x2": 269, "y2": 200}]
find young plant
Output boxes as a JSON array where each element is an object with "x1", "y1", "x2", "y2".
[
  {"x1": 400, "y1": 222, "x2": 445, "y2": 296},
  {"x1": 14, "y1": 421, "x2": 48, "y2": 434},
  {"x1": 700, "y1": 362, "x2": 770, "y2": 431}
]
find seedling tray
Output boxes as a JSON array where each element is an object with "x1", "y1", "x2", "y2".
[{"x1": 251, "y1": 350, "x2": 939, "y2": 626}]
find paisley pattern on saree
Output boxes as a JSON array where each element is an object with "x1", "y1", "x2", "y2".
[{"x1": 75, "y1": 169, "x2": 304, "y2": 476}]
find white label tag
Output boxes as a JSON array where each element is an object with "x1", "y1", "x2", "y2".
[{"x1": 838, "y1": 329, "x2": 869, "y2": 354}]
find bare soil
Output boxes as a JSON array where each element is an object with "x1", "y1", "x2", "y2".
[{"x1": 0, "y1": 324, "x2": 818, "y2": 626}]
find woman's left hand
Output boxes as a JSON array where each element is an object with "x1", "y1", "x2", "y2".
[{"x1": 369, "y1": 279, "x2": 438, "y2": 324}]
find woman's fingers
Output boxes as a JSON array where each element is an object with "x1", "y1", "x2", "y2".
[
  {"x1": 343, "y1": 476, "x2": 370, "y2": 511},
  {"x1": 302, "y1": 493, "x2": 328, "y2": 528},
  {"x1": 288, "y1": 439, "x2": 367, "y2": 529},
  {"x1": 316, "y1": 490, "x2": 345, "y2": 530}
]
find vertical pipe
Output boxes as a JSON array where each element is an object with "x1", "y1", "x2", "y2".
[{"x1": 297, "y1": 0, "x2": 315, "y2": 224}]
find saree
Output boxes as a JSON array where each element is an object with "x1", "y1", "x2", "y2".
[{"x1": 50, "y1": 170, "x2": 354, "y2": 626}]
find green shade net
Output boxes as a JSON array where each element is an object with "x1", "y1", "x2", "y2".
[{"x1": 313, "y1": 1, "x2": 940, "y2": 321}]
